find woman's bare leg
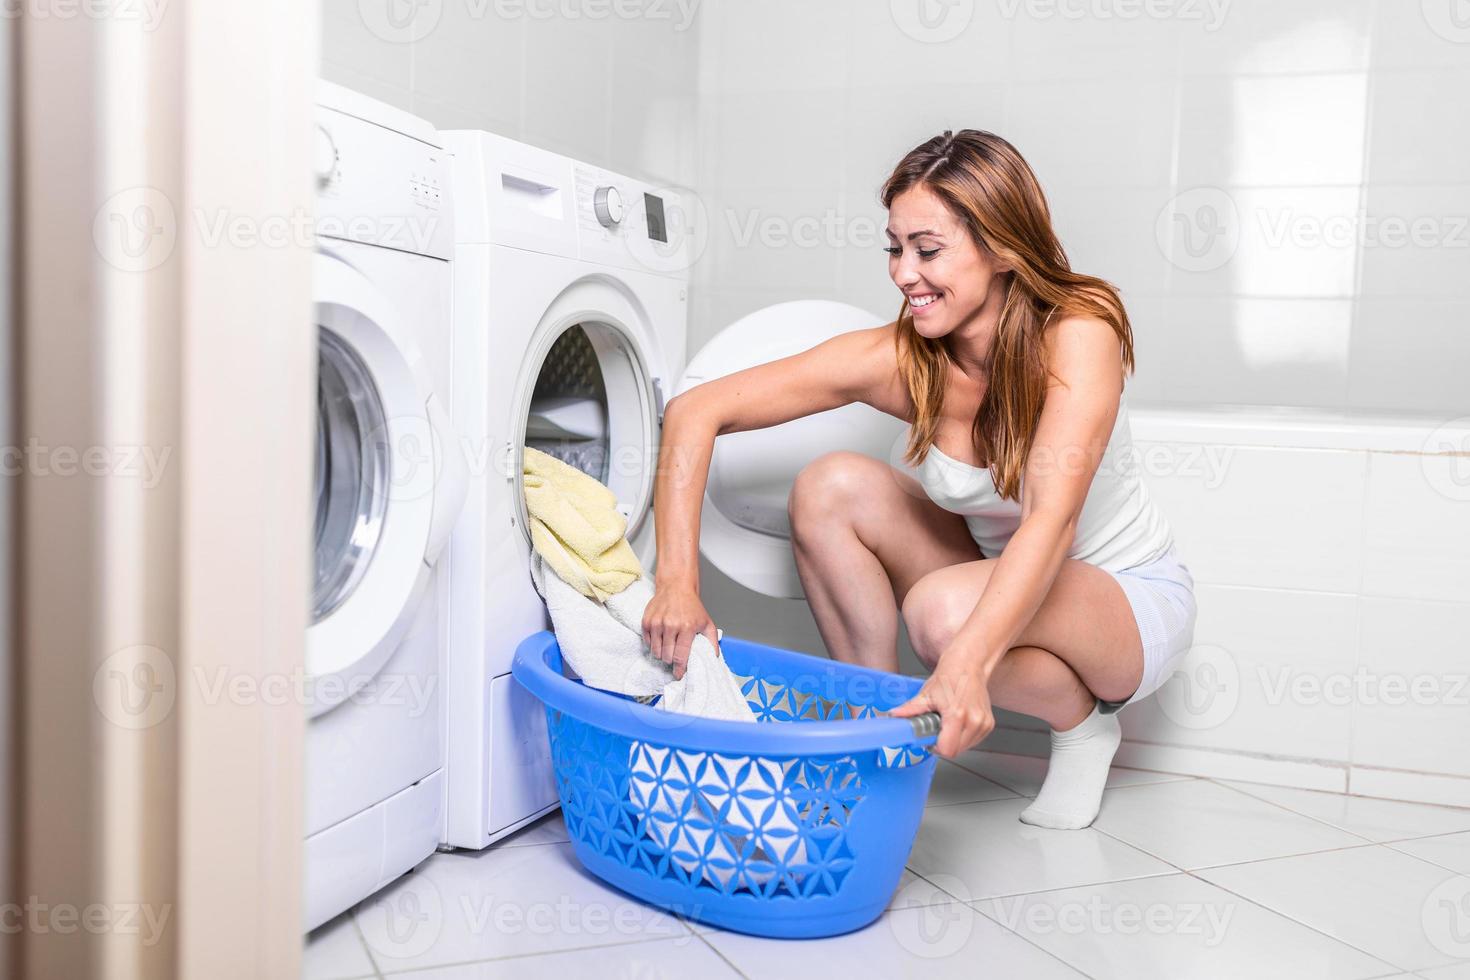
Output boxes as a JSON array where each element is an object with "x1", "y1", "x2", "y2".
[{"x1": 787, "y1": 451, "x2": 981, "y2": 673}]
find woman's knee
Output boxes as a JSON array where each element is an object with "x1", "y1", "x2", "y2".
[
  {"x1": 900, "y1": 571, "x2": 970, "y2": 667},
  {"x1": 788, "y1": 450, "x2": 877, "y2": 535}
]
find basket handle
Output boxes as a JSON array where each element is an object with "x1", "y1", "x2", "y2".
[{"x1": 904, "y1": 711, "x2": 942, "y2": 740}]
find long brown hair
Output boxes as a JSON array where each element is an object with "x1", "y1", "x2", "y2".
[{"x1": 881, "y1": 130, "x2": 1133, "y2": 501}]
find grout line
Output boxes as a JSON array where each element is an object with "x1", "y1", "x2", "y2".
[
  {"x1": 351, "y1": 913, "x2": 387, "y2": 979},
  {"x1": 1206, "y1": 778, "x2": 1378, "y2": 844},
  {"x1": 686, "y1": 925, "x2": 751, "y2": 979},
  {"x1": 1183, "y1": 867, "x2": 1411, "y2": 975},
  {"x1": 969, "y1": 898, "x2": 1105, "y2": 980},
  {"x1": 372, "y1": 933, "x2": 695, "y2": 977}
]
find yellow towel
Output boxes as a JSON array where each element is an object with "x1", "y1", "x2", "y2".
[{"x1": 522, "y1": 446, "x2": 644, "y2": 602}]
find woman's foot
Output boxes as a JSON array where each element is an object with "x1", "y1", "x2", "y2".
[{"x1": 1019, "y1": 704, "x2": 1122, "y2": 830}]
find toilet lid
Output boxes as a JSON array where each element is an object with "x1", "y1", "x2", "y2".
[{"x1": 676, "y1": 300, "x2": 908, "y2": 599}]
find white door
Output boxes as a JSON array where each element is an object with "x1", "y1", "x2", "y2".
[
  {"x1": 676, "y1": 301, "x2": 908, "y2": 599},
  {"x1": 309, "y1": 250, "x2": 465, "y2": 716}
]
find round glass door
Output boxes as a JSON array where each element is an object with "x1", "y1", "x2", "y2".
[{"x1": 313, "y1": 327, "x2": 391, "y2": 622}]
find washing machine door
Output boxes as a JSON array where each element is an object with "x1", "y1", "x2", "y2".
[
  {"x1": 676, "y1": 300, "x2": 908, "y2": 599},
  {"x1": 309, "y1": 250, "x2": 466, "y2": 718}
]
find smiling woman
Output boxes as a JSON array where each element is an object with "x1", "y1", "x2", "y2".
[{"x1": 647, "y1": 129, "x2": 1197, "y2": 832}]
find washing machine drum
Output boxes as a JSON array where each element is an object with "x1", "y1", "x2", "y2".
[
  {"x1": 307, "y1": 251, "x2": 465, "y2": 717},
  {"x1": 677, "y1": 300, "x2": 908, "y2": 600}
]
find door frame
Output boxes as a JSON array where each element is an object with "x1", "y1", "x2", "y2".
[{"x1": 10, "y1": 2, "x2": 316, "y2": 976}]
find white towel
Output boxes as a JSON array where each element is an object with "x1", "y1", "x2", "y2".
[
  {"x1": 529, "y1": 553, "x2": 755, "y2": 721},
  {"x1": 529, "y1": 554, "x2": 809, "y2": 889}
]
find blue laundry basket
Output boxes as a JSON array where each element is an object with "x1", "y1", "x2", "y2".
[{"x1": 510, "y1": 630, "x2": 942, "y2": 939}]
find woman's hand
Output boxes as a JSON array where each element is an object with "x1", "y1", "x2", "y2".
[
  {"x1": 889, "y1": 651, "x2": 996, "y2": 758},
  {"x1": 642, "y1": 584, "x2": 720, "y2": 681}
]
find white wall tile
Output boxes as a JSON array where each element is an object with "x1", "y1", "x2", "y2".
[
  {"x1": 1361, "y1": 452, "x2": 1470, "y2": 603},
  {"x1": 1349, "y1": 299, "x2": 1470, "y2": 414},
  {"x1": 1048, "y1": 185, "x2": 1178, "y2": 297},
  {"x1": 1179, "y1": 0, "x2": 1374, "y2": 75},
  {"x1": 1004, "y1": 78, "x2": 1178, "y2": 189},
  {"x1": 1369, "y1": 69, "x2": 1470, "y2": 185},
  {"x1": 1140, "y1": 443, "x2": 1367, "y2": 592},
  {"x1": 1372, "y1": 1, "x2": 1470, "y2": 69},
  {"x1": 1352, "y1": 596, "x2": 1470, "y2": 777},
  {"x1": 1358, "y1": 184, "x2": 1470, "y2": 301},
  {"x1": 1176, "y1": 73, "x2": 1368, "y2": 188},
  {"x1": 1158, "y1": 297, "x2": 1351, "y2": 408},
  {"x1": 1120, "y1": 583, "x2": 1358, "y2": 764}
]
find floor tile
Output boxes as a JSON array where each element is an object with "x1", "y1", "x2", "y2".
[
  {"x1": 1198, "y1": 845, "x2": 1470, "y2": 972},
  {"x1": 1420, "y1": 963, "x2": 1470, "y2": 979},
  {"x1": 698, "y1": 898, "x2": 1085, "y2": 979},
  {"x1": 907, "y1": 797, "x2": 1174, "y2": 900},
  {"x1": 926, "y1": 759, "x2": 1020, "y2": 806},
  {"x1": 354, "y1": 843, "x2": 688, "y2": 974},
  {"x1": 494, "y1": 809, "x2": 569, "y2": 848},
  {"x1": 1219, "y1": 781, "x2": 1470, "y2": 843},
  {"x1": 1389, "y1": 832, "x2": 1470, "y2": 875},
  {"x1": 303, "y1": 912, "x2": 377, "y2": 980},
  {"x1": 1094, "y1": 780, "x2": 1367, "y2": 870},
  {"x1": 678, "y1": 868, "x2": 938, "y2": 935},
  {"x1": 975, "y1": 872, "x2": 1395, "y2": 980},
  {"x1": 377, "y1": 936, "x2": 740, "y2": 979},
  {"x1": 954, "y1": 750, "x2": 1194, "y2": 798}
]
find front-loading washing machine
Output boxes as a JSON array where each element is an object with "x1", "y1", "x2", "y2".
[
  {"x1": 304, "y1": 82, "x2": 466, "y2": 931},
  {"x1": 437, "y1": 129, "x2": 905, "y2": 850}
]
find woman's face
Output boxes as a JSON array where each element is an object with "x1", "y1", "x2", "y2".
[{"x1": 885, "y1": 184, "x2": 1009, "y2": 342}]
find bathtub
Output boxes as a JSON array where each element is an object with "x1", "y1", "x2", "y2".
[{"x1": 1060, "y1": 406, "x2": 1469, "y2": 807}]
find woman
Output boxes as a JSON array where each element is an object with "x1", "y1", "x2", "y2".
[{"x1": 642, "y1": 130, "x2": 1196, "y2": 830}]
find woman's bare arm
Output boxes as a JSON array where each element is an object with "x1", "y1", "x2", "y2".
[{"x1": 643, "y1": 323, "x2": 905, "y2": 675}]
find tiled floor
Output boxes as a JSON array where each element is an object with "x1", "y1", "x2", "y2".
[{"x1": 305, "y1": 753, "x2": 1470, "y2": 979}]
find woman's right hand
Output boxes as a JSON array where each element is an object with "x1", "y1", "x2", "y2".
[{"x1": 642, "y1": 584, "x2": 719, "y2": 681}]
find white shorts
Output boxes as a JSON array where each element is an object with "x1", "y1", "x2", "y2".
[{"x1": 1098, "y1": 544, "x2": 1198, "y2": 712}]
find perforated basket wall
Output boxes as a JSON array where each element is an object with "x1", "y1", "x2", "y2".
[{"x1": 540, "y1": 663, "x2": 937, "y2": 939}]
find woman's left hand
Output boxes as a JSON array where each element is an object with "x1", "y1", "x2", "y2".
[{"x1": 889, "y1": 653, "x2": 996, "y2": 759}]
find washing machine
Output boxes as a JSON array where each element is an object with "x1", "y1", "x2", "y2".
[
  {"x1": 304, "y1": 82, "x2": 466, "y2": 931},
  {"x1": 438, "y1": 128, "x2": 905, "y2": 849}
]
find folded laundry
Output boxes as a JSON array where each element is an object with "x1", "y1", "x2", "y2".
[{"x1": 522, "y1": 445, "x2": 642, "y2": 601}]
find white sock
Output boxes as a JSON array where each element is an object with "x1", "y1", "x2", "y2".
[{"x1": 1019, "y1": 704, "x2": 1122, "y2": 830}]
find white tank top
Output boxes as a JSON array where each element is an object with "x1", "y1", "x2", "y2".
[{"x1": 912, "y1": 392, "x2": 1174, "y2": 572}]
